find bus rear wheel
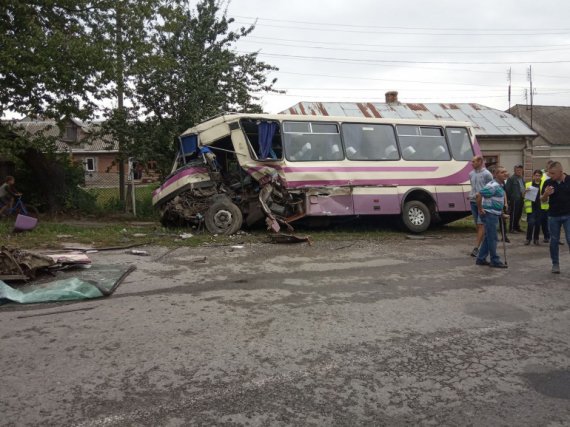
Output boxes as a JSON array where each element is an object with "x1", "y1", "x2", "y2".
[
  {"x1": 205, "y1": 200, "x2": 243, "y2": 235},
  {"x1": 402, "y1": 200, "x2": 431, "y2": 233}
]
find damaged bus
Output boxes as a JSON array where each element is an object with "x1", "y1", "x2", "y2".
[{"x1": 152, "y1": 113, "x2": 480, "y2": 234}]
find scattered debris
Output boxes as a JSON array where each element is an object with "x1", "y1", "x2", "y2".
[
  {"x1": 132, "y1": 233, "x2": 147, "y2": 238},
  {"x1": 179, "y1": 233, "x2": 194, "y2": 239},
  {"x1": 268, "y1": 233, "x2": 312, "y2": 245},
  {"x1": 0, "y1": 265, "x2": 136, "y2": 304},
  {"x1": 126, "y1": 249, "x2": 149, "y2": 256},
  {"x1": 230, "y1": 245, "x2": 245, "y2": 249},
  {"x1": 334, "y1": 243, "x2": 356, "y2": 250},
  {"x1": 56, "y1": 234, "x2": 73, "y2": 239},
  {"x1": 45, "y1": 252, "x2": 92, "y2": 267},
  {"x1": 0, "y1": 247, "x2": 55, "y2": 281},
  {"x1": 63, "y1": 243, "x2": 150, "y2": 252},
  {"x1": 405, "y1": 234, "x2": 443, "y2": 240}
]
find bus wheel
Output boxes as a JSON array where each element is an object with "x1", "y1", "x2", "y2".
[
  {"x1": 205, "y1": 200, "x2": 243, "y2": 235},
  {"x1": 402, "y1": 200, "x2": 431, "y2": 233}
]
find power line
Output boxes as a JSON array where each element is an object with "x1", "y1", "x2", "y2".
[
  {"x1": 244, "y1": 35, "x2": 570, "y2": 50},
  {"x1": 234, "y1": 20, "x2": 570, "y2": 36},
  {"x1": 233, "y1": 15, "x2": 570, "y2": 33},
  {"x1": 274, "y1": 87, "x2": 529, "y2": 92},
  {"x1": 244, "y1": 51, "x2": 570, "y2": 65},
  {"x1": 239, "y1": 38, "x2": 570, "y2": 55}
]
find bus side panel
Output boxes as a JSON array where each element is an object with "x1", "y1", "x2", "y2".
[
  {"x1": 305, "y1": 187, "x2": 354, "y2": 216},
  {"x1": 435, "y1": 185, "x2": 469, "y2": 212},
  {"x1": 352, "y1": 187, "x2": 400, "y2": 215}
]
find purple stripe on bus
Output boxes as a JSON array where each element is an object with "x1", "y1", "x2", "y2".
[
  {"x1": 352, "y1": 194, "x2": 401, "y2": 215},
  {"x1": 435, "y1": 191, "x2": 470, "y2": 211},
  {"x1": 152, "y1": 167, "x2": 209, "y2": 197},
  {"x1": 282, "y1": 166, "x2": 439, "y2": 173},
  {"x1": 285, "y1": 163, "x2": 471, "y2": 188},
  {"x1": 302, "y1": 191, "x2": 470, "y2": 218}
]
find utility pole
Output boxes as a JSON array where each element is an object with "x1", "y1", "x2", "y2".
[
  {"x1": 527, "y1": 65, "x2": 534, "y2": 129},
  {"x1": 116, "y1": 3, "x2": 126, "y2": 204},
  {"x1": 507, "y1": 67, "x2": 512, "y2": 111}
]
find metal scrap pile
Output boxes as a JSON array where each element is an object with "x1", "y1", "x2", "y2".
[
  {"x1": 0, "y1": 246, "x2": 92, "y2": 282},
  {"x1": 0, "y1": 246, "x2": 56, "y2": 281}
]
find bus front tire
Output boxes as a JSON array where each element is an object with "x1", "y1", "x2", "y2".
[
  {"x1": 205, "y1": 200, "x2": 243, "y2": 235},
  {"x1": 402, "y1": 200, "x2": 431, "y2": 233}
]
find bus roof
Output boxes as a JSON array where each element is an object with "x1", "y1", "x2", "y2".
[{"x1": 180, "y1": 113, "x2": 474, "y2": 138}]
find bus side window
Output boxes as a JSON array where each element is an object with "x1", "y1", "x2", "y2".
[
  {"x1": 342, "y1": 123, "x2": 398, "y2": 161},
  {"x1": 446, "y1": 127, "x2": 474, "y2": 161}
]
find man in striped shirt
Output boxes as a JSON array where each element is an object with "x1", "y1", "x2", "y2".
[{"x1": 475, "y1": 166, "x2": 509, "y2": 268}]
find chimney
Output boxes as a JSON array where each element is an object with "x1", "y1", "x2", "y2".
[{"x1": 385, "y1": 91, "x2": 399, "y2": 103}]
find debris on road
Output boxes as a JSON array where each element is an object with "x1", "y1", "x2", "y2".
[
  {"x1": 268, "y1": 233, "x2": 312, "y2": 245},
  {"x1": 0, "y1": 265, "x2": 136, "y2": 304},
  {"x1": 405, "y1": 234, "x2": 443, "y2": 240},
  {"x1": 126, "y1": 249, "x2": 150, "y2": 256},
  {"x1": 0, "y1": 247, "x2": 55, "y2": 281},
  {"x1": 179, "y1": 233, "x2": 193, "y2": 239}
]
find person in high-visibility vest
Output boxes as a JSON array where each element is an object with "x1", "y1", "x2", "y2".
[
  {"x1": 540, "y1": 160, "x2": 553, "y2": 242},
  {"x1": 524, "y1": 169, "x2": 544, "y2": 245}
]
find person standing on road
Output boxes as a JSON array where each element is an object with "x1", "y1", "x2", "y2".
[
  {"x1": 468, "y1": 156, "x2": 493, "y2": 257},
  {"x1": 475, "y1": 166, "x2": 509, "y2": 269},
  {"x1": 505, "y1": 164, "x2": 525, "y2": 233},
  {"x1": 524, "y1": 169, "x2": 543, "y2": 245},
  {"x1": 540, "y1": 161, "x2": 570, "y2": 274},
  {"x1": 540, "y1": 160, "x2": 554, "y2": 242}
]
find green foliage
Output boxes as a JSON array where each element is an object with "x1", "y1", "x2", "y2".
[
  {"x1": 1, "y1": 0, "x2": 280, "y2": 208},
  {"x1": 12, "y1": 153, "x2": 97, "y2": 212},
  {"x1": 0, "y1": 0, "x2": 104, "y2": 120}
]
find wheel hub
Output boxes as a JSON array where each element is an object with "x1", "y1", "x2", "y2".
[
  {"x1": 408, "y1": 207, "x2": 425, "y2": 226},
  {"x1": 213, "y1": 209, "x2": 233, "y2": 229}
]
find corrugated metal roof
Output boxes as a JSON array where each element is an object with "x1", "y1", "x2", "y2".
[{"x1": 282, "y1": 102, "x2": 536, "y2": 137}]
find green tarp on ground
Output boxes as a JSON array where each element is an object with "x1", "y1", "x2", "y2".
[{"x1": 0, "y1": 265, "x2": 135, "y2": 304}]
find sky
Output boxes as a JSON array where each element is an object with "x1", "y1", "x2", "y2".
[{"x1": 224, "y1": 0, "x2": 570, "y2": 114}]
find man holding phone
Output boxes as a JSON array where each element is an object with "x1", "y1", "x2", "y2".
[{"x1": 540, "y1": 161, "x2": 570, "y2": 274}]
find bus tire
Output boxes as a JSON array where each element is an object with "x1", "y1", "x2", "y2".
[
  {"x1": 402, "y1": 200, "x2": 431, "y2": 233},
  {"x1": 205, "y1": 200, "x2": 243, "y2": 235}
]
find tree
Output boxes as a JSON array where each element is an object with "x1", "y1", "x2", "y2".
[{"x1": 130, "y1": 0, "x2": 279, "y2": 173}]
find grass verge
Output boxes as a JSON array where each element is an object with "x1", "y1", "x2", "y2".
[{"x1": 0, "y1": 217, "x2": 475, "y2": 251}]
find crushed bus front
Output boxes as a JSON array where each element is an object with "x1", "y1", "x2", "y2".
[{"x1": 152, "y1": 114, "x2": 302, "y2": 234}]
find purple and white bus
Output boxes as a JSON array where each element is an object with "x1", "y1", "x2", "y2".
[{"x1": 152, "y1": 113, "x2": 480, "y2": 234}]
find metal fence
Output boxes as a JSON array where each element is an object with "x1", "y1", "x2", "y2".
[{"x1": 82, "y1": 169, "x2": 159, "y2": 218}]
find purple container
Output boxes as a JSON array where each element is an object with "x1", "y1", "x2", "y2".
[{"x1": 14, "y1": 214, "x2": 38, "y2": 231}]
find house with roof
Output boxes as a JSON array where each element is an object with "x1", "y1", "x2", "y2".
[
  {"x1": 508, "y1": 105, "x2": 570, "y2": 174},
  {"x1": 282, "y1": 92, "x2": 537, "y2": 176},
  {"x1": 8, "y1": 116, "x2": 120, "y2": 187}
]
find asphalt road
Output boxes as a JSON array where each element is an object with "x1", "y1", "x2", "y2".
[{"x1": 1, "y1": 233, "x2": 569, "y2": 426}]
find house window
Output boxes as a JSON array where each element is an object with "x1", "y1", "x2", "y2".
[
  {"x1": 85, "y1": 158, "x2": 95, "y2": 172},
  {"x1": 65, "y1": 125, "x2": 78, "y2": 142},
  {"x1": 483, "y1": 155, "x2": 500, "y2": 169}
]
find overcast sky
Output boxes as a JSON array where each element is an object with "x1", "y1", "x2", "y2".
[{"x1": 225, "y1": 0, "x2": 570, "y2": 113}]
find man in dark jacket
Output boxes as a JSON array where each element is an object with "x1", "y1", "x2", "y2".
[
  {"x1": 505, "y1": 164, "x2": 525, "y2": 233},
  {"x1": 540, "y1": 161, "x2": 570, "y2": 274}
]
